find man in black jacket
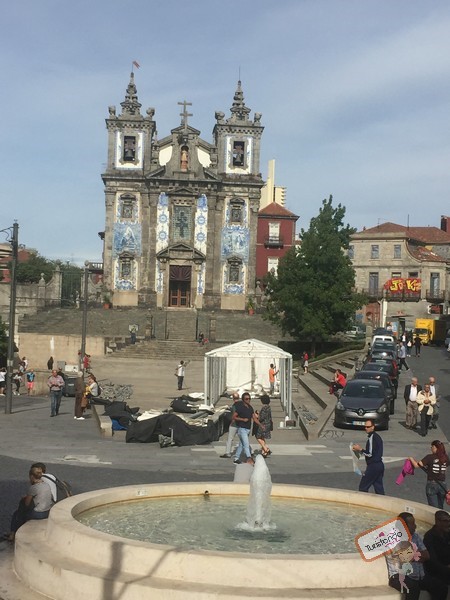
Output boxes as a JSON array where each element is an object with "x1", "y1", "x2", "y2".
[{"x1": 352, "y1": 419, "x2": 385, "y2": 494}]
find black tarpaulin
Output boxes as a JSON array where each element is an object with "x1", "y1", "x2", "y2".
[{"x1": 125, "y1": 413, "x2": 219, "y2": 446}]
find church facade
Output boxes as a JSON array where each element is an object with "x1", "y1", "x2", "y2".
[{"x1": 101, "y1": 74, "x2": 264, "y2": 311}]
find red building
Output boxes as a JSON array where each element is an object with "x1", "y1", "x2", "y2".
[
  {"x1": 0, "y1": 246, "x2": 33, "y2": 283},
  {"x1": 256, "y1": 202, "x2": 299, "y2": 280}
]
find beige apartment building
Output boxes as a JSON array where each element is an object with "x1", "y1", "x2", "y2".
[{"x1": 350, "y1": 222, "x2": 450, "y2": 328}]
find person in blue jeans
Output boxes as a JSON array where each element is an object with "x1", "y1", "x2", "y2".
[
  {"x1": 47, "y1": 369, "x2": 65, "y2": 417},
  {"x1": 233, "y1": 392, "x2": 260, "y2": 465},
  {"x1": 408, "y1": 440, "x2": 448, "y2": 509}
]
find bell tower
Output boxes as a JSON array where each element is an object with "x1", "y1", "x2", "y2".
[
  {"x1": 213, "y1": 80, "x2": 264, "y2": 176},
  {"x1": 101, "y1": 72, "x2": 156, "y2": 305}
]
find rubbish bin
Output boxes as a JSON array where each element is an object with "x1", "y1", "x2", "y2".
[{"x1": 64, "y1": 375, "x2": 77, "y2": 397}]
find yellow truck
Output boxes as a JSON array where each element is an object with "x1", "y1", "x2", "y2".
[{"x1": 414, "y1": 318, "x2": 447, "y2": 345}]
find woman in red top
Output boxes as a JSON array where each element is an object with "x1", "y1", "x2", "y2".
[{"x1": 330, "y1": 369, "x2": 347, "y2": 396}]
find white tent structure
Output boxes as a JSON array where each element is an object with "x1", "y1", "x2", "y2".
[{"x1": 204, "y1": 339, "x2": 293, "y2": 418}]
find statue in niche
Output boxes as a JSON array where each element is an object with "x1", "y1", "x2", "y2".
[{"x1": 180, "y1": 146, "x2": 189, "y2": 171}]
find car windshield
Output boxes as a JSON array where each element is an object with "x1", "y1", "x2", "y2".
[
  {"x1": 364, "y1": 363, "x2": 391, "y2": 373},
  {"x1": 372, "y1": 343, "x2": 396, "y2": 351},
  {"x1": 343, "y1": 382, "x2": 384, "y2": 398}
]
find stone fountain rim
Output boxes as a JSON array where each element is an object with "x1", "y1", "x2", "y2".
[{"x1": 51, "y1": 481, "x2": 435, "y2": 559}]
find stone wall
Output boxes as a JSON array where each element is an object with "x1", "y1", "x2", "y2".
[
  {"x1": 18, "y1": 333, "x2": 105, "y2": 373},
  {"x1": 0, "y1": 267, "x2": 62, "y2": 324}
]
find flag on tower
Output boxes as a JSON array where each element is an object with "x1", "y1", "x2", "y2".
[{"x1": 132, "y1": 60, "x2": 140, "y2": 69}]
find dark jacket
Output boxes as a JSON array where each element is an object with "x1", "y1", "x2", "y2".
[
  {"x1": 404, "y1": 383, "x2": 422, "y2": 405},
  {"x1": 363, "y1": 431, "x2": 383, "y2": 464}
]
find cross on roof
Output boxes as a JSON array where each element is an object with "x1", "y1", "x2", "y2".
[{"x1": 178, "y1": 100, "x2": 193, "y2": 129}]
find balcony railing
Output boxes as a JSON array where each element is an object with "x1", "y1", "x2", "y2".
[
  {"x1": 264, "y1": 236, "x2": 284, "y2": 248},
  {"x1": 425, "y1": 289, "x2": 445, "y2": 302},
  {"x1": 362, "y1": 288, "x2": 384, "y2": 300}
]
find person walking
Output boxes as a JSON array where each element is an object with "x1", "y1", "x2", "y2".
[
  {"x1": 254, "y1": 394, "x2": 272, "y2": 458},
  {"x1": 414, "y1": 335, "x2": 422, "y2": 357},
  {"x1": 352, "y1": 419, "x2": 385, "y2": 494},
  {"x1": 302, "y1": 352, "x2": 309, "y2": 374},
  {"x1": 47, "y1": 369, "x2": 65, "y2": 417},
  {"x1": 175, "y1": 360, "x2": 186, "y2": 391},
  {"x1": 74, "y1": 371, "x2": 86, "y2": 420},
  {"x1": 429, "y1": 376, "x2": 440, "y2": 430},
  {"x1": 417, "y1": 384, "x2": 437, "y2": 437},
  {"x1": 220, "y1": 392, "x2": 241, "y2": 458},
  {"x1": 404, "y1": 377, "x2": 422, "y2": 430},
  {"x1": 398, "y1": 342, "x2": 410, "y2": 371},
  {"x1": 408, "y1": 440, "x2": 448, "y2": 509},
  {"x1": 47, "y1": 356, "x2": 54, "y2": 370},
  {"x1": 406, "y1": 338, "x2": 412, "y2": 357},
  {"x1": 26, "y1": 370, "x2": 36, "y2": 396},
  {"x1": 233, "y1": 392, "x2": 260, "y2": 465},
  {"x1": 13, "y1": 372, "x2": 22, "y2": 396}
]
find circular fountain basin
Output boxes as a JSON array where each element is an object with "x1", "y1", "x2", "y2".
[{"x1": 14, "y1": 482, "x2": 436, "y2": 600}]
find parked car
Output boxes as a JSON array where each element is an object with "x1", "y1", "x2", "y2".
[
  {"x1": 371, "y1": 340, "x2": 398, "y2": 359},
  {"x1": 370, "y1": 349, "x2": 398, "y2": 364},
  {"x1": 354, "y1": 371, "x2": 396, "y2": 414},
  {"x1": 345, "y1": 326, "x2": 364, "y2": 338},
  {"x1": 361, "y1": 360, "x2": 399, "y2": 395},
  {"x1": 334, "y1": 379, "x2": 389, "y2": 430}
]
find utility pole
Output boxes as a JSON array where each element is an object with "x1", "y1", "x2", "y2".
[
  {"x1": 5, "y1": 222, "x2": 18, "y2": 414},
  {"x1": 79, "y1": 261, "x2": 89, "y2": 372}
]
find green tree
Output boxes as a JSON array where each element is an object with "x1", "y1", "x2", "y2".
[
  {"x1": 12, "y1": 252, "x2": 83, "y2": 306},
  {"x1": 264, "y1": 196, "x2": 366, "y2": 350},
  {"x1": 14, "y1": 252, "x2": 53, "y2": 283}
]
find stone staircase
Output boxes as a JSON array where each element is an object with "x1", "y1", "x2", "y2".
[
  {"x1": 18, "y1": 307, "x2": 291, "y2": 346},
  {"x1": 110, "y1": 339, "x2": 221, "y2": 360}
]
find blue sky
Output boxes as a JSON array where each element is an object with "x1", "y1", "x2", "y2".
[{"x1": 2, "y1": 0, "x2": 450, "y2": 263}]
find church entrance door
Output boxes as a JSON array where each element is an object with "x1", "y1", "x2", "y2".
[{"x1": 169, "y1": 265, "x2": 191, "y2": 307}]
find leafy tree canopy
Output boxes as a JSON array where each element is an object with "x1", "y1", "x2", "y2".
[
  {"x1": 14, "y1": 252, "x2": 54, "y2": 283},
  {"x1": 10, "y1": 253, "x2": 82, "y2": 306},
  {"x1": 12, "y1": 252, "x2": 82, "y2": 286},
  {"x1": 264, "y1": 196, "x2": 366, "y2": 344}
]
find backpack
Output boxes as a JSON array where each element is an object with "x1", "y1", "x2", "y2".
[{"x1": 42, "y1": 474, "x2": 72, "y2": 502}]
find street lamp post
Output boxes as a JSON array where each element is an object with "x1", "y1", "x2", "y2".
[
  {"x1": 79, "y1": 261, "x2": 89, "y2": 372},
  {"x1": 2, "y1": 222, "x2": 18, "y2": 414}
]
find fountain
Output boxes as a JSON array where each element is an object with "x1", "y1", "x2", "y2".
[
  {"x1": 245, "y1": 454, "x2": 272, "y2": 529},
  {"x1": 14, "y1": 458, "x2": 437, "y2": 600}
]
